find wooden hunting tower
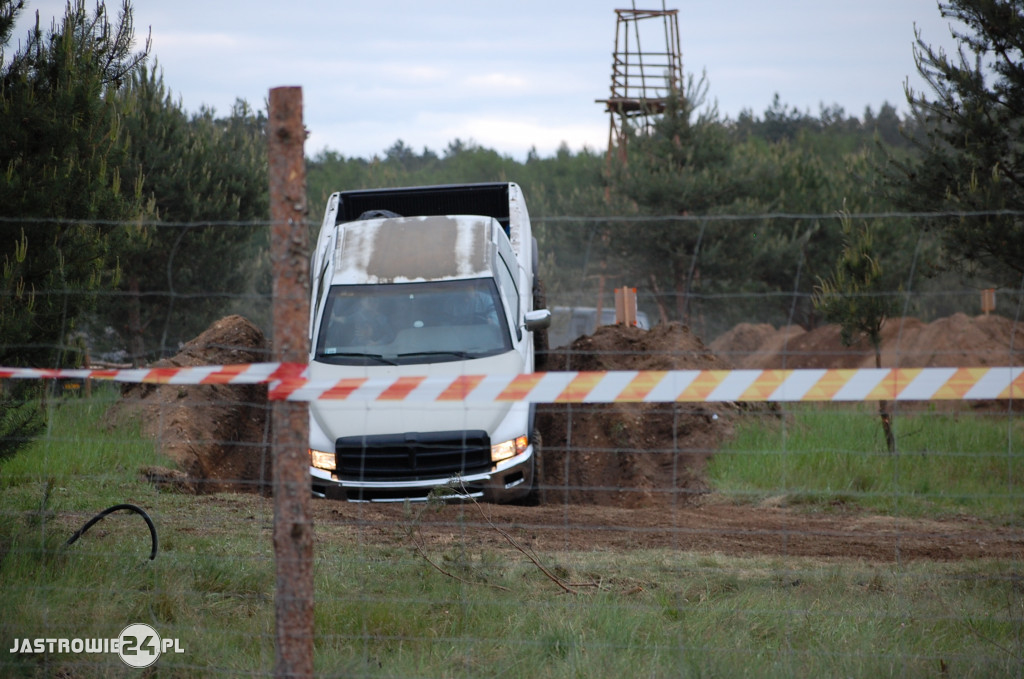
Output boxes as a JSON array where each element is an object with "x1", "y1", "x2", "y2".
[{"x1": 596, "y1": 3, "x2": 683, "y2": 164}]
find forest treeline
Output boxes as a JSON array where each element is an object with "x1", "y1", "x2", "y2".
[
  {"x1": 2, "y1": 0, "x2": 1023, "y2": 451},
  {"x1": 306, "y1": 88, "x2": 922, "y2": 336}
]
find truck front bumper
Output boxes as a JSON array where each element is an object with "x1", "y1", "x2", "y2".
[{"x1": 310, "y1": 445, "x2": 535, "y2": 503}]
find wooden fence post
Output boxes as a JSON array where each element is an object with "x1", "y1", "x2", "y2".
[{"x1": 268, "y1": 85, "x2": 313, "y2": 679}]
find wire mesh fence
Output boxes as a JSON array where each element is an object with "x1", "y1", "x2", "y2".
[{"x1": 1, "y1": 212, "x2": 1022, "y2": 677}]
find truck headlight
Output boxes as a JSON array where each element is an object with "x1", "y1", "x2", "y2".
[
  {"x1": 309, "y1": 448, "x2": 336, "y2": 470},
  {"x1": 491, "y1": 435, "x2": 529, "y2": 463}
]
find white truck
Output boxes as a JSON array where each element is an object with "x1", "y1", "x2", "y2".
[{"x1": 306, "y1": 183, "x2": 550, "y2": 502}]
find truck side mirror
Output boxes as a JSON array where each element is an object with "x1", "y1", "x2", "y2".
[{"x1": 524, "y1": 308, "x2": 551, "y2": 331}]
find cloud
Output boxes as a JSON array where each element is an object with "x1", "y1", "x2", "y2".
[
  {"x1": 435, "y1": 114, "x2": 607, "y2": 157},
  {"x1": 305, "y1": 110, "x2": 608, "y2": 161},
  {"x1": 463, "y1": 72, "x2": 530, "y2": 92},
  {"x1": 13, "y1": 0, "x2": 966, "y2": 161},
  {"x1": 151, "y1": 30, "x2": 246, "y2": 52}
]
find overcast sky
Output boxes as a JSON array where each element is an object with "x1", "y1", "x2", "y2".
[{"x1": 13, "y1": 1, "x2": 964, "y2": 160}]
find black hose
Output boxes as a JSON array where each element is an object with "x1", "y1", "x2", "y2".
[{"x1": 64, "y1": 503, "x2": 158, "y2": 560}]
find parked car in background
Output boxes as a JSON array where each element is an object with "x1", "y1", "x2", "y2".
[{"x1": 548, "y1": 306, "x2": 650, "y2": 348}]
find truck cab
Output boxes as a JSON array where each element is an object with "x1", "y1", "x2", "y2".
[{"x1": 307, "y1": 183, "x2": 549, "y2": 502}]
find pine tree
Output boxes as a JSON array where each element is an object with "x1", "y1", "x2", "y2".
[
  {"x1": 889, "y1": 0, "x2": 1024, "y2": 284},
  {"x1": 0, "y1": 0, "x2": 147, "y2": 459},
  {"x1": 98, "y1": 64, "x2": 269, "y2": 363},
  {"x1": 814, "y1": 212, "x2": 898, "y2": 453},
  {"x1": 605, "y1": 75, "x2": 748, "y2": 324},
  {"x1": 0, "y1": 0, "x2": 148, "y2": 368}
]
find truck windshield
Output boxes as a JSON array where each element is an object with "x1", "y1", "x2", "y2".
[{"x1": 315, "y1": 279, "x2": 513, "y2": 365}]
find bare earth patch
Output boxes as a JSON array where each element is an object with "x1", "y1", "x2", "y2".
[
  {"x1": 112, "y1": 313, "x2": 1023, "y2": 561},
  {"x1": 310, "y1": 496, "x2": 1024, "y2": 563},
  {"x1": 105, "y1": 315, "x2": 272, "y2": 494}
]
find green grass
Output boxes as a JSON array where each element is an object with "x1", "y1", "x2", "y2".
[
  {"x1": 1, "y1": 391, "x2": 1022, "y2": 677},
  {"x1": 309, "y1": 555, "x2": 1024, "y2": 678},
  {"x1": 0, "y1": 387, "x2": 169, "y2": 511},
  {"x1": 708, "y1": 404, "x2": 1024, "y2": 522}
]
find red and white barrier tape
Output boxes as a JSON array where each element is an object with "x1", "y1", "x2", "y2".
[{"x1": 1, "y1": 363, "x2": 1022, "y2": 403}]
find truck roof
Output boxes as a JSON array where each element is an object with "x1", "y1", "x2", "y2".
[{"x1": 331, "y1": 215, "x2": 497, "y2": 284}]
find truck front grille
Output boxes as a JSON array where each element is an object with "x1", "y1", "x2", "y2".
[{"x1": 335, "y1": 430, "x2": 491, "y2": 481}]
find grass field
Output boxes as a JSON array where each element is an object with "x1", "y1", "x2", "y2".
[
  {"x1": 0, "y1": 389, "x2": 1021, "y2": 677},
  {"x1": 708, "y1": 404, "x2": 1024, "y2": 523}
]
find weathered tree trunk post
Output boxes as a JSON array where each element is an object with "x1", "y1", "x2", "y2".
[{"x1": 268, "y1": 86, "x2": 312, "y2": 679}]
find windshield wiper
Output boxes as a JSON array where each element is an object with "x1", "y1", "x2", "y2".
[
  {"x1": 316, "y1": 352, "x2": 398, "y2": 365},
  {"x1": 397, "y1": 350, "x2": 474, "y2": 360}
]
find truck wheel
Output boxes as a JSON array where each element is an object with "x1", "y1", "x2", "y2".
[{"x1": 519, "y1": 428, "x2": 543, "y2": 506}]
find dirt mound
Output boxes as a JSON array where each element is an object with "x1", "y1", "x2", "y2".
[
  {"x1": 105, "y1": 311, "x2": 1020, "y2": 506},
  {"x1": 710, "y1": 322, "x2": 804, "y2": 368},
  {"x1": 106, "y1": 315, "x2": 271, "y2": 493},
  {"x1": 536, "y1": 311, "x2": 1021, "y2": 507},
  {"x1": 711, "y1": 313, "x2": 1022, "y2": 369},
  {"x1": 537, "y1": 323, "x2": 740, "y2": 509},
  {"x1": 107, "y1": 315, "x2": 735, "y2": 507}
]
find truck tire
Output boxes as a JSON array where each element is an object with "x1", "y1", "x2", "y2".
[{"x1": 519, "y1": 428, "x2": 543, "y2": 506}]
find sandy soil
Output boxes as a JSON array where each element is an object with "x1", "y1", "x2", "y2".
[
  {"x1": 312, "y1": 497, "x2": 1024, "y2": 563},
  {"x1": 113, "y1": 313, "x2": 1024, "y2": 562}
]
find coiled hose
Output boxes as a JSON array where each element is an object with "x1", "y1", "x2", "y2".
[{"x1": 64, "y1": 503, "x2": 158, "y2": 560}]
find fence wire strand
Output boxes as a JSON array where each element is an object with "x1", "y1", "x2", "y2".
[{"x1": 1, "y1": 211, "x2": 1022, "y2": 677}]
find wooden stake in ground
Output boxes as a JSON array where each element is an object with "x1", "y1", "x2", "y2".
[{"x1": 268, "y1": 86, "x2": 312, "y2": 679}]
